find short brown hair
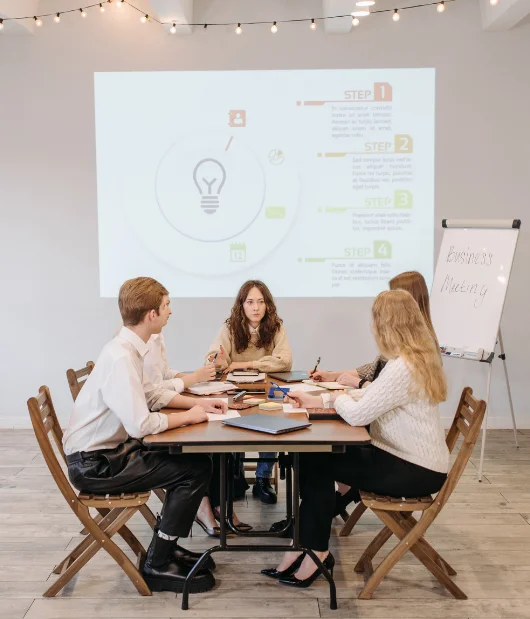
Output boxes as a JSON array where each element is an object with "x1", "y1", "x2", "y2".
[{"x1": 118, "y1": 277, "x2": 168, "y2": 326}]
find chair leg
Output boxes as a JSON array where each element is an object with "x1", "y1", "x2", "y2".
[
  {"x1": 153, "y1": 488, "x2": 166, "y2": 503},
  {"x1": 354, "y1": 525, "x2": 392, "y2": 573},
  {"x1": 46, "y1": 507, "x2": 151, "y2": 597},
  {"x1": 139, "y1": 504, "x2": 157, "y2": 530},
  {"x1": 80, "y1": 508, "x2": 109, "y2": 535},
  {"x1": 401, "y1": 513, "x2": 457, "y2": 576},
  {"x1": 358, "y1": 511, "x2": 419, "y2": 600},
  {"x1": 339, "y1": 502, "x2": 367, "y2": 537}
]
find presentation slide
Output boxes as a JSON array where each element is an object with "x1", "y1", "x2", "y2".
[{"x1": 94, "y1": 69, "x2": 435, "y2": 297}]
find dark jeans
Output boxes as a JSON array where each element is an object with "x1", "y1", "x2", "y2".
[
  {"x1": 67, "y1": 439, "x2": 212, "y2": 538},
  {"x1": 299, "y1": 446, "x2": 447, "y2": 551}
]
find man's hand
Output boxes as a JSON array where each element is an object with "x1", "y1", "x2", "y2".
[
  {"x1": 202, "y1": 399, "x2": 228, "y2": 414},
  {"x1": 283, "y1": 391, "x2": 323, "y2": 409},
  {"x1": 337, "y1": 373, "x2": 361, "y2": 388},
  {"x1": 192, "y1": 364, "x2": 217, "y2": 383},
  {"x1": 185, "y1": 406, "x2": 209, "y2": 425}
]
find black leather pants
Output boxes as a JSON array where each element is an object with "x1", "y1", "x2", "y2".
[{"x1": 67, "y1": 439, "x2": 212, "y2": 537}]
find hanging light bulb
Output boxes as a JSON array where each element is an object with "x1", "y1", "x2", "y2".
[
  {"x1": 352, "y1": 10, "x2": 370, "y2": 16},
  {"x1": 0, "y1": 19, "x2": 4, "y2": 31},
  {"x1": 140, "y1": 14, "x2": 148, "y2": 23},
  {"x1": 310, "y1": 18, "x2": 317, "y2": 30},
  {"x1": 437, "y1": 1, "x2": 445, "y2": 11},
  {"x1": 271, "y1": 21, "x2": 278, "y2": 33},
  {"x1": 116, "y1": 0, "x2": 124, "y2": 6},
  {"x1": 80, "y1": 8, "x2": 87, "y2": 18},
  {"x1": 34, "y1": 16, "x2": 43, "y2": 27},
  {"x1": 356, "y1": 0, "x2": 375, "y2": 5},
  {"x1": 100, "y1": 3, "x2": 105, "y2": 12},
  {"x1": 392, "y1": 9, "x2": 400, "y2": 21},
  {"x1": 235, "y1": 23, "x2": 242, "y2": 34},
  {"x1": 54, "y1": 13, "x2": 61, "y2": 23},
  {"x1": 490, "y1": 0, "x2": 499, "y2": 5},
  {"x1": 170, "y1": 23, "x2": 177, "y2": 33},
  {"x1": 352, "y1": 16, "x2": 360, "y2": 26}
]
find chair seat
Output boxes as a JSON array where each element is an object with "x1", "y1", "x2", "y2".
[
  {"x1": 79, "y1": 491, "x2": 151, "y2": 508},
  {"x1": 360, "y1": 491, "x2": 433, "y2": 512}
]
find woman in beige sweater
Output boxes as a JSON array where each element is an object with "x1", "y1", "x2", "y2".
[{"x1": 206, "y1": 280, "x2": 292, "y2": 504}]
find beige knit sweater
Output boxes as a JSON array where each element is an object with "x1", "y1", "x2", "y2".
[{"x1": 205, "y1": 323, "x2": 292, "y2": 373}]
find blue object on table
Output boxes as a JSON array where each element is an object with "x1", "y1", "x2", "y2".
[{"x1": 268, "y1": 382, "x2": 290, "y2": 402}]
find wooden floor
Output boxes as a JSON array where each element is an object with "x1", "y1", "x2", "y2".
[{"x1": 1, "y1": 430, "x2": 530, "y2": 618}]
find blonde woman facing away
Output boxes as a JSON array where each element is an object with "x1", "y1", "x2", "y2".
[{"x1": 261, "y1": 290, "x2": 449, "y2": 587}]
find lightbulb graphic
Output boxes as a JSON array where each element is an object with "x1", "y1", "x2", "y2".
[{"x1": 192, "y1": 158, "x2": 227, "y2": 214}]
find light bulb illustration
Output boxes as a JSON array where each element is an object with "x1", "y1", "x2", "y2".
[{"x1": 192, "y1": 158, "x2": 226, "y2": 214}]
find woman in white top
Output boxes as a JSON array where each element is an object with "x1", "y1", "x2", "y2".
[{"x1": 261, "y1": 289, "x2": 449, "y2": 588}]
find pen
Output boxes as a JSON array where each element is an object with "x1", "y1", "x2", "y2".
[
  {"x1": 270, "y1": 382, "x2": 295, "y2": 399},
  {"x1": 312, "y1": 356, "x2": 321, "y2": 374}
]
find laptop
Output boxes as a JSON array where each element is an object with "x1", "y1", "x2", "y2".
[
  {"x1": 222, "y1": 413, "x2": 311, "y2": 435},
  {"x1": 268, "y1": 371, "x2": 310, "y2": 383}
]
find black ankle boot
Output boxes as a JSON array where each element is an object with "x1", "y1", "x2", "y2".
[
  {"x1": 142, "y1": 533, "x2": 215, "y2": 593},
  {"x1": 252, "y1": 477, "x2": 277, "y2": 504},
  {"x1": 154, "y1": 515, "x2": 216, "y2": 571}
]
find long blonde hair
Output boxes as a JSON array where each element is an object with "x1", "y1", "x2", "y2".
[
  {"x1": 372, "y1": 290, "x2": 447, "y2": 404},
  {"x1": 389, "y1": 271, "x2": 438, "y2": 347}
]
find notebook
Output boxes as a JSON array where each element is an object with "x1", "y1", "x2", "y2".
[
  {"x1": 227, "y1": 372, "x2": 266, "y2": 384},
  {"x1": 302, "y1": 380, "x2": 346, "y2": 390},
  {"x1": 268, "y1": 371, "x2": 310, "y2": 383},
  {"x1": 187, "y1": 382, "x2": 234, "y2": 396},
  {"x1": 283, "y1": 404, "x2": 342, "y2": 421},
  {"x1": 222, "y1": 413, "x2": 311, "y2": 435}
]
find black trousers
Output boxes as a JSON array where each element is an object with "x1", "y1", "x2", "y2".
[
  {"x1": 299, "y1": 446, "x2": 447, "y2": 551},
  {"x1": 208, "y1": 453, "x2": 249, "y2": 507},
  {"x1": 67, "y1": 439, "x2": 212, "y2": 538}
]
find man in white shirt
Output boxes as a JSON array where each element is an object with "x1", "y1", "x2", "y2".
[
  {"x1": 63, "y1": 277, "x2": 227, "y2": 594},
  {"x1": 145, "y1": 332, "x2": 217, "y2": 393}
]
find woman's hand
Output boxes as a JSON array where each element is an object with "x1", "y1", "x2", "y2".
[
  {"x1": 283, "y1": 391, "x2": 323, "y2": 409},
  {"x1": 184, "y1": 406, "x2": 209, "y2": 425},
  {"x1": 202, "y1": 400, "x2": 229, "y2": 414},
  {"x1": 309, "y1": 370, "x2": 339, "y2": 382},
  {"x1": 337, "y1": 373, "x2": 361, "y2": 388},
  {"x1": 225, "y1": 361, "x2": 252, "y2": 373},
  {"x1": 207, "y1": 345, "x2": 227, "y2": 368}
]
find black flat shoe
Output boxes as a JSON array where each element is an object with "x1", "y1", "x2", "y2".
[
  {"x1": 269, "y1": 518, "x2": 293, "y2": 538},
  {"x1": 175, "y1": 545, "x2": 216, "y2": 571},
  {"x1": 261, "y1": 552, "x2": 306, "y2": 580},
  {"x1": 194, "y1": 516, "x2": 221, "y2": 538},
  {"x1": 253, "y1": 477, "x2": 277, "y2": 504},
  {"x1": 279, "y1": 553, "x2": 335, "y2": 588}
]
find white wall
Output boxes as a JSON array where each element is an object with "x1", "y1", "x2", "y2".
[{"x1": 1, "y1": 0, "x2": 529, "y2": 429}]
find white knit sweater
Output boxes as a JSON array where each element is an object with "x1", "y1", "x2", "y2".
[{"x1": 325, "y1": 357, "x2": 449, "y2": 474}]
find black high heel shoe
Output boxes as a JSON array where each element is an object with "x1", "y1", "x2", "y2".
[
  {"x1": 260, "y1": 552, "x2": 306, "y2": 580},
  {"x1": 279, "y1": 552, "x2": 335, "y2": 588},
  {"x1": 194, "y1": 516, "x2": 221, "y2": 538},
  {"x1": 213, "y1": 508, "x2": 253, "y2": 532}
]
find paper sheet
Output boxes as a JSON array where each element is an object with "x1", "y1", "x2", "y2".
[
  {"x1": 207, "y1": 410, "x2": 241, "y2": 422},
  {"x1": 285, "y1": 383, "x2": 326, "y2": 393},
  {"x1": 187, "y1": 382, "x2": 234, "y2": 395},
  {"x1": 283, "y1": 404, "x2": 308, "y2": 414}
]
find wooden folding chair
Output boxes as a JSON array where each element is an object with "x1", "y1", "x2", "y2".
[
  {"x1": 28, "y1": 385, "x2": 154, "y2": 597},
  {"x1": 341, "y1": 387, "x2": 486, "y2": 600},
  {"x1": 66, "y1": 362, "x2": 166, "y2": 518}
]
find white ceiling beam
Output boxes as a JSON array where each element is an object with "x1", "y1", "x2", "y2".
[
  {"x1": 480, "y1": 0, "x2": 530, "y2": 30},
  {"x1": 0, "y1": 0, "x2": 39, "y2": 35},
  {"x1": 322, "y1": 0, "x2": 357, "y2": 34},
  {"x1": 148, "y1": 0, "x2": 193, "y2": 35}
]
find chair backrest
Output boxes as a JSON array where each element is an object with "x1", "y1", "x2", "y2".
[
  {"x1": 433, "y1": 387, "x2": 486, "y2": 514},
  {"x1": 67, "y1": 361, "x2": 95, "y2": 401},
  {"x1": 27, "y1": 386, "x2": 79, "y2": 510}
]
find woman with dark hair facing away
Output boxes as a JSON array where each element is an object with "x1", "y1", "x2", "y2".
[{"x1": 206, "y1": 280, "x2": 292, "y2": 505}]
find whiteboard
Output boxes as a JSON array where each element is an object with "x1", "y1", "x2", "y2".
[{"x1": 431, "y1": 225, "x2": 519, "y2": 358}]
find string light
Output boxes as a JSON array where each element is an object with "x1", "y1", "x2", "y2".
[
  {"x1": 140, "y1": 14, "x2": 148, "y2": 23},
  {"x1": 0, "y1": 19, "x2": 4, "y2": 31},
  {"x1": 54, "y1": 13, "x2": 61, "y2": 23},
  {"x1": 352, "y1": 16, "x2": 360, "y2": 25},
  {"x1": 170, "y1": 23, "x2": 177, "y2": 33},
  {"x1": 393, "y1": 9, "x2": 400, "y2": 20},
  {"x1": 271, "y1": 21, "x2": 278, "y2": 33},
  {"x1": 80, "y1": 8, "x2": 87, "y2": 18},
  {"x1": 437, "y1": 1, "x2": 445, "y2": 10},
  {"x1": 235, "y1": 23, "x2": 242, "y2": 34},
  {"x1": 100, "y1": 3, "x2": 105, "y2": 12},
  {"x1": 34, "y1": 16, "x2": 43, "y2": 27},
  {"x1": 116, "y1": 0, "x2": 124, "y2": 6},
  {"x1": 310, "y1": 18, "x2": 317, "y2": 30}
]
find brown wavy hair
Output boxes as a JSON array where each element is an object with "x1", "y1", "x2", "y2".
[
  {"x1": 227, "y1": 280, "x2": 283, "y2": 353},
  {"x1": 372, "y1": 290, "x2": 447, "y2": 403},
  {"x1": 389, "y1": 271, "x2": 438, "y2": 347}
]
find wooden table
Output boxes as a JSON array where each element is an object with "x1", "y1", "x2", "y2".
[{"x1": 144, "y1": 376, "x2": 370, "y2": 611}]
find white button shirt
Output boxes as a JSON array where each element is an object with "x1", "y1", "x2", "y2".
[
  {"x1": 144, "y1": 333, "x2": 185, "y2": 393},
  {"x1": 63, "y1": 327, "x2": 175, "y2": 455}
]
